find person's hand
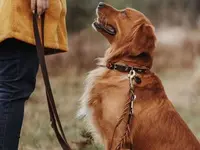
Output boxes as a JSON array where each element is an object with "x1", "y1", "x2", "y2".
[{"x1": 31, "y1": 0, "x2": 49, "y2": 16}]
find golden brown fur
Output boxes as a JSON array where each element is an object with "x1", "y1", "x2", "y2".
[{"x1": 79, "y1": 3, "x2": 200, "y2": 150}]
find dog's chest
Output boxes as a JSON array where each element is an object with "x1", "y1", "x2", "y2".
[
  {"x1": 89, "y1": 73, "x2": 131, "y2": 128},
  {"x1": 100, "y1": 86, "x2": 129, "y2": 121}
]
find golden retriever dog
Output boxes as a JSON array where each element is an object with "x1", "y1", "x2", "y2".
[{"x1": 78, "y1": 2, "x2": 200, "y2": 150}]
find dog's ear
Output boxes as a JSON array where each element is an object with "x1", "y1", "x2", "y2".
[{"x1": 132, "y1": 24, "x2": 156, "y2": 55}]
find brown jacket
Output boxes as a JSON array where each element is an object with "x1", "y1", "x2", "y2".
[{"x1": 0, "y1": 0, "x2": 68, "y2": 54}]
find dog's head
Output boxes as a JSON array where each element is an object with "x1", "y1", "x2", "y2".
[{"x1": 93, "y1": 2, "x2": 156, "y2": 59}]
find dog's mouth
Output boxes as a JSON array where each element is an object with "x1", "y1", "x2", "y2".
[{"x1": 93, "y1": 20, "x2": 116, "y2": 36}]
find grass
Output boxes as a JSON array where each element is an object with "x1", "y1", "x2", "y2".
[{"x1": 19, "y1": 71, "x2": 103, "y2": 150}]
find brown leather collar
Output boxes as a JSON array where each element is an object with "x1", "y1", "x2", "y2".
[
  {"x1": 106, "y1": 63, "x2": 149, "y2": 74},
  {"x1": 99, "y1": 63, "x2": 150, "y2": 84}
]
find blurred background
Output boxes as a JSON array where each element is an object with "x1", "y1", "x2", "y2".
[{"x1": 20, "y1": 0, "x2": 200, "y2": 149}]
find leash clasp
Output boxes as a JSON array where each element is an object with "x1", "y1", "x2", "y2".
[{"x1": 128, "y1": 70, "x2": 136, "y2": 89}]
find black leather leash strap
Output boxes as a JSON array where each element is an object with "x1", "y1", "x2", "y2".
[{"x1": 33, "y1": 13, "x2": 71, "y2": 150}]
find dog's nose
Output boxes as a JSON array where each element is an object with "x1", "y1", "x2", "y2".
[{"x1": 98, "y1": 2, "x2": 105, "y2": 8}]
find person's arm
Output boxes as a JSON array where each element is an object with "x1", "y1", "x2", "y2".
[{"x1": 31, "y1": 0, "x2": 49, "y2": 16}]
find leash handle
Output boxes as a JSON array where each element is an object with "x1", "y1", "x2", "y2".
[{"x1": 33, "y1": 13, "x2": 71, "y2": 150}]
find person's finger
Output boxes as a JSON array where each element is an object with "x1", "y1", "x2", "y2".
[
  {"x1": 31, "y1": 0, "x2": 36, "y2": 13},
  {"x1": 37, "y1": 0, "x2": 43, "y2": 16},
  {"x1": 46, "y1": 0, "x2": 49, "y2": 10}
]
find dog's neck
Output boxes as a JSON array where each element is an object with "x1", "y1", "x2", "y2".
[
  {"x1": 134, "y1": 74, "x2": 168, "y2": 101},
  {"x1": 102, "y1": 48, "x2": 168, "y2": 101},
  {"x1": 104, "y1": 47, "x2": 153, "y2": 69},
  {"x1": 118, "y1": 53, "x2": 153, "y2": 69}
]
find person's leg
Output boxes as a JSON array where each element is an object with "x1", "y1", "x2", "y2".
[{"x1": 0, "y1": 39, "x2": 39, "y2": 150}]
